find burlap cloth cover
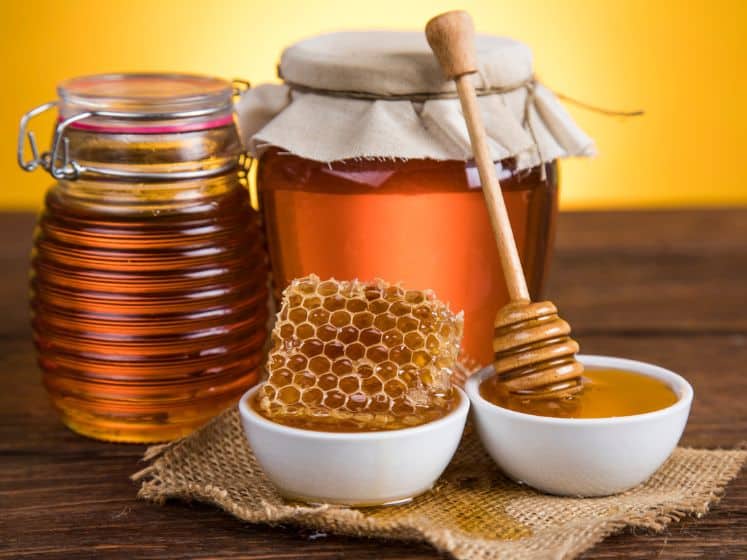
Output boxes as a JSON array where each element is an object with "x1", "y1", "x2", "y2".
[
  {"x1": 237, "y1": 32, "x2": 595, "y2": 169},
  {"x1": 134, "y1": 408, "x2": 745, "y2": 560}
]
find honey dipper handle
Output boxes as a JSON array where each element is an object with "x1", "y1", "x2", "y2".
[{"x1": 426, "y1": 11, "x2": 530, "y2": 302}]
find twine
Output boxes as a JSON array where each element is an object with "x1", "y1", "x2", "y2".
[{"x1": 284, "y1": 76, "x2": 643, "y2": 182}]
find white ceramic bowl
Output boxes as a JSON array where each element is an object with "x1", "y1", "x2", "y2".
[
  {"x1": 239, "y1": 384, "x2": 470, "y2": 506},
  {"x1": 466, "y1": 354, "x2": 693, "y2": 497}
]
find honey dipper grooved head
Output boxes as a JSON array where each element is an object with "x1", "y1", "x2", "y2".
[{"x1": 493, "y1": 300, "x2": 584, "y2": 400}]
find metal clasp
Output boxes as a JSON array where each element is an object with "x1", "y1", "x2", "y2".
[
  {"x1": 48, "y1": 112, "x2": 93, "y2": 179},
  {"x1": 18, "y1": 102, "x2": 93, "y2": 180},
  {"x1": 17, "y1": 101, "x2": 57, "y2": 173}
]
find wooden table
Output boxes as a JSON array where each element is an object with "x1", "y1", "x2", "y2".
[{"x1": 2, "y1": 209, "x2": 745, "y2": 559}]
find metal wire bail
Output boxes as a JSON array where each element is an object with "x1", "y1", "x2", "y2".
[
  {"x1": 17, "y1": 101, "x2": 57, "y2": 173},
  {"x1": 48, "y1": 112, "x2": 93, "y2": 180}
]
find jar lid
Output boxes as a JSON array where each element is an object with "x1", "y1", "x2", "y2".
[
  {"x1": 279, "y1": 31, "x2": 533, "y2": 96},
  {"x1": 58, "y1": 73, "x2": 233, "y2": 118}
]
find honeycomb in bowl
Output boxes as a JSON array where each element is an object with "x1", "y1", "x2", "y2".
[{"x1": 257, "y1": 275, "x2": 464, "y2": 431}]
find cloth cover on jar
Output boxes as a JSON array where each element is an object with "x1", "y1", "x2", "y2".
[{"x1": 236, "y1": 31, "x2": 595, "y2": 169}]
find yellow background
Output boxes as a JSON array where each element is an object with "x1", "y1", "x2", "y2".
[{"x1": 1, "y1": 0, "x2": 745, "y2": 210}]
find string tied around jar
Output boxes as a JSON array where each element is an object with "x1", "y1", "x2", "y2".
[{"x1": 281, "y1": 75, "x2": 643, "y2": 182}]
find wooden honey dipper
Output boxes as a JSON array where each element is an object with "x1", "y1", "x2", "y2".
[{"x1": 426, "y1": 10, "x2": 585, "y2": 401}]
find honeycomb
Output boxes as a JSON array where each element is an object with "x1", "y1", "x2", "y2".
[{"x1": 258, "y1": 275, "x2": 464, "y2": 431}]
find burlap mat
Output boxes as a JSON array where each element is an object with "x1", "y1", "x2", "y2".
[{"x1": 134, "y1": 408, "x2": 745, "y2": 560}]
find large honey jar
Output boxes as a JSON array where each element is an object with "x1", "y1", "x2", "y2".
[
  {"x1": 18, "y1": 73, "x2": 268, "y2": 442},
  {"x1": 239, "y1": 32, "x2": 594, "y2": 366}
]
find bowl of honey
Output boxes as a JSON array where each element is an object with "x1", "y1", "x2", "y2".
[
  {"x1": 239, "y1": 275, "x2": 470, "y2": 506},
  {"x1": 239, "y1": 382, "x2": 468, "y2": 506},
  {"x1": 466, "y1": 355, "x2": 693, "y2": 497}
]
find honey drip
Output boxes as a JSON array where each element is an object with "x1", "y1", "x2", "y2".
[
  {"x1": 493, "y1": 300, "x2": 584, "y2": 400},
  {"x1": 480, "y1": 368, "x2": 679, "y2": 419},
  {"x1": 258, "y1": 275, "x2": 464, "y2": 431}
]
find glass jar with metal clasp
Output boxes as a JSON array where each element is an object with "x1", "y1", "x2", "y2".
[{"x1": 18, "y1": 73, "x2": 269, "y2": 442}]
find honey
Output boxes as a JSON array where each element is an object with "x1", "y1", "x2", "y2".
[
  {"x1": 257, "y1": 275, "x2": 463, "y2": 432},
  {"x1": 479, "y1": 368, "x2": 679, "y2": 419},
  {"x1": 33, "y1": 179, "x2": 268, "y2": 442},
  {"x1": 259, "y1": 151, "x2": 557, "y2": 367}
]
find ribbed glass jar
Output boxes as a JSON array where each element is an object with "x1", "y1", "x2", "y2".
[{"x1": 26, "y1": 74, "x2": 268, "y2": 442}]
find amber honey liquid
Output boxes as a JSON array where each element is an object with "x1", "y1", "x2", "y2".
[
  {"x1": 480, "y1": 368, "x2": 679, "y2": 419},
  {"x1": 259, "y1": 152, "x2": 558, "y2": 366},
  {"x1": 32, "y1": 180, "x2": 268, "y2": 442}
]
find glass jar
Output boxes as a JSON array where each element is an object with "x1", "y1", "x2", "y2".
[
  {"x1": 258, "y1": 150, "x2": 557, "y2": 366},
  {"x1": 242, "y1": 31, "x2": 592, "y2": 368},
  {"x1": 18, "y1": 73, "x2": 268, "y2": 442}
]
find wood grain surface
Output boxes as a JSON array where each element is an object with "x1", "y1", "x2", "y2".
[{"x1": 1, "y1": 209, "x2": 745, "y2": 559}]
